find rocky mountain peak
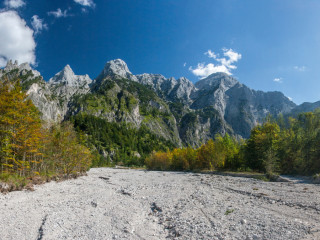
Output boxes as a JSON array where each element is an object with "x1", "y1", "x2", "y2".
[
  {"x1": 49, "y1": 65, "x2": 92, "y2": 87},
  {"x1": 96, "y1": 59, "x2": 138, "y2": 82},
  {"x1": 4, "y1": 60, "x2": 41, "y2": 77},
  {"x1": 62, "y1": 64, "x2": 72, "y2": 73},
  {"x1": 107, "y1": 59, "x2": 130, "y2": 73},
  {"x1": 195, "y1": 72, "x2": 238, "y2": 90},
  {"x1": 4, "y1": 60, "x2": 19, "y2": 71}
]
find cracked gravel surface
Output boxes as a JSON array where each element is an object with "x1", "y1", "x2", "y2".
[{"x1": 0, "y1": 168, "x2": 320, "y2": 240}]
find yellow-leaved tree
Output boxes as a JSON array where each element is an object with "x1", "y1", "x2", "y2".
[
  {"x1": 43, "y1": 122, "x2": 92, "y2": 175},
  {"x1": 0, "y1": 79, "x2": 43, "y2": 176}
]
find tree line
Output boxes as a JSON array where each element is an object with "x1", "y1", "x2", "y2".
[{"x1": 146, "y1": 112, "x2": 320, "y2": 176}]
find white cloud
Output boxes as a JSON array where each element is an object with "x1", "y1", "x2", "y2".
[
  {"x1": 183, "y1": 62, "x2": 187, "y2": 67},
  {"x1": 48, "y1": 8, "x2": 69, "y2": 18},
  {"x1": 294, "y1": 66, "x2": 307, "y2": 72},
  {"x1": 190, "y1": 48, "x2": 242, "y2": 78},
  {"x1": 273, "y1": 77, "x2": 283, "y2": 83},
  {"x1": 74, "y1": 0, "x2": 95, "y2": 7},
  {"x1": 31, "y1": 15, "x2": 47, "y2": 34},
  {"x1": 0, "y1": 11, "x2": 36, "y2": 68},
  {"x1": 221, "y1": 48, "x2": 242, "y2": 66},
  {"x1": 205, "y1": 50, "x2": 217, "y2": 59},
  {"x1": 189, "y1": 63, "x2": 231, "y2": 78},
  {"x1": 4, "y1": 0, "x2": 25, "y2": 9}
]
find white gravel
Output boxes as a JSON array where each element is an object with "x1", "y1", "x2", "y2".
[{"x1": 0, "y1": 168, "x2": 320, "y2": 240}]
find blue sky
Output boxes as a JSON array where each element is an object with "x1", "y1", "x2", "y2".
[{"x1": 0, "y1": 0, "x2": 320, "y2": 104}]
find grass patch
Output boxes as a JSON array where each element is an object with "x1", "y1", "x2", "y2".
[
  {"x1": 252, "y1": 175, "x2": 270, "y2": 182},
  {"x1": 225, "y1": 209, "x2": 235, "y2": 215},
  {"x1": 0, "y1": 172, "x2": 86, "y2": 193},
  {"x1": 0, "y1": 173, "x2": 30, "y2": 192}
]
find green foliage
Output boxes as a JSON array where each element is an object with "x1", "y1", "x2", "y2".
[
  {"x1": 244, "y1": 111, "x2": 320, "y2": 175},
  {"x1": 215, "y1": 134, "x2": 242, "y2": 169},
  {"x1": 71, "y1": 114, "x2": 175, "y2": 166},
  {"x1": 169, "y1": 102, "x2": 190, "y2": 123},
  {"x1": 72, "y1": 78, "x2": 172, "y2": 120},
  {"x1": 20, "y1": 75, "x2": 44, "y2": 91},
  {"x1": 43, "y1": 122, "x2": 92, "y2": 175},
  {"x1": 245, "y1": 121, "x2": 280, "y2": 174},
  {"x1": 225, "y1": 209, "x2": 235, "y2": 215}
]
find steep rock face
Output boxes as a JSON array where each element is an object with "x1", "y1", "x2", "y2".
[
  {"x1": 26, "y1": 83, "x2": 64, "y2": 122},
  {"x1": 49, "y1": 65, "x2": 92, "y2": 118},
  {"x1": 192, "y1": 73, "x2": 241, "y2": 115},
  {"x1": 224, "y1": 83, "x2": 295, "y2": 137},
  {"x1": 178, "y1": 108, "x2": 233, "y2": 147},
  {"x1": 190, "y1": 73, "x2": 295, "y2": 137},
  {"x1": 136, "y1": 73, "x2": 167, "y2": 91},
  {"x1": 136, "y1": 74, "x2": 197, "y2": 104},
  {"x1": 167, "y1": 77, "x2": 197, "y2": 104},
  {"x1": 195, "y1": 72, "x2": 238, "y2": 90}
]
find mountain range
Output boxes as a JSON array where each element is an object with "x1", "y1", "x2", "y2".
[{"x1": 0, "y1": 59, "x2": 317, "y2": 148}]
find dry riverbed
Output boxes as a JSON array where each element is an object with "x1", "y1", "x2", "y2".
[{"x1": 0, "y1": 168, "x2": 320, "y2": 240}]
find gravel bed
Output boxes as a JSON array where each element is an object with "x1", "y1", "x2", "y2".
[{"x1": 0, "y1": 168, "x2": 319, "y2": 240}]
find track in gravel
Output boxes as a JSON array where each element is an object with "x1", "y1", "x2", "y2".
[{"x1": 0, "y1": 168, "x2": 319, "y2": 240}]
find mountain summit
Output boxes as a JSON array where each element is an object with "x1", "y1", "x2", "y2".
[
  {"x1": 195, "y1": 72, "x2": 238, "y2": 90},
  {"x1": 49, "y1": 65, "x2": 92, "y2": 87},
  {"x1": 95, "y1": 59, "x2": 138, "y2": 83}
]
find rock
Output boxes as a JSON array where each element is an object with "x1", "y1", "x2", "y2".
[
  {"x1": 26, "y1": 83, "x2": 63, "y2": 122},
  {"x1": 133, "y1": 151, "x2": 141, "y2": 158},
  {"x1": 0, "y1": 182, "x2": 10, "y2": 191},
  {"x1": 241, "y1": 219, "x2": 247, "y2": 224},
  {"x1": 252, "y1": 234, "x2": 260, "y2": 240},
  {"x1": 5, "y1": 60, "x2": 41, "y2": 77},
  {"x1": 48, "y1": 65, "x2": 92, "y2": 120},
  {"x1": 95, "y1": 59, "x2": 138, "y2": 84}
]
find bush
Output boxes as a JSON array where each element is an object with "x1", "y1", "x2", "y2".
[{"x1": 145, "y1": 151, "x2": 171, "y2": 170}]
